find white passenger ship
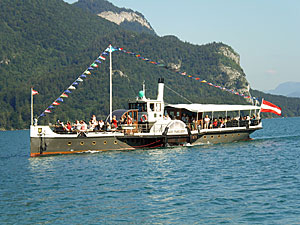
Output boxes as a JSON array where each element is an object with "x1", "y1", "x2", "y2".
[{"x1": 30, "y1": 77, "x2": 262, "y2": 157}]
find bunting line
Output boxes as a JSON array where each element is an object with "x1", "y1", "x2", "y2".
[
  {"x1": 114, "y1": 47, "x2": 259, "y2": 101},
  {"x1": 38, "y1": 44, "x2": 260, "y2": 119},
  {"x1": 38, "y1": 45, "x2": 112, "y2": 118}
]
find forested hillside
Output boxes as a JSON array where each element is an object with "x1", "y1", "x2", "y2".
[{"x1": 0, "y1": 0, "x2": 299, "y2": 130}]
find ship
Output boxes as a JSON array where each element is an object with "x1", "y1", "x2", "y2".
[{"x1": 30, "y1": 47, "x2": 263, "y2": 157}]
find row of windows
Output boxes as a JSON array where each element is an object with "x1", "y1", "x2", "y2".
[
  {"x1": 67, "y1": 140, "x2": 118, "y2": 146},
  {"x1": 203, "y1": 133, "x2": 241, "y2": 139}
]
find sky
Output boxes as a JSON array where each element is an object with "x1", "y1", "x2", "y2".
[{"x1": 65, "y1": 0, "x2": 300, "y2": 91}]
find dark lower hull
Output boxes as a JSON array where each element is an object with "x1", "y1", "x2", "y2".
[
  {"x1": 192, "y1": 129, "x2": 256, "y2": 145},
  {"x1": 30, "y1": 128, "x2": 259, "y2": 157}
]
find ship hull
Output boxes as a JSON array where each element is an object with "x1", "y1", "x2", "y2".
[{"x1": 30, "y1": 126, "x2": 261, "y2": 157}]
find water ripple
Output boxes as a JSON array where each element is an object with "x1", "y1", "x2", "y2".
[{"x1": 1, "y1": 119, "x2": 300, "y2": 224}]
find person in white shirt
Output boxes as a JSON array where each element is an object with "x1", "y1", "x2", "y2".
[{"x1": 204, "y1": 115, "x2": 210, "y2": 129}]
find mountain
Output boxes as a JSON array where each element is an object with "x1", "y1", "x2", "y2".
[
  {"x1": 73, "y1": 0, "x2": 156, "y2": 35},
  {"x1": 0, "y1": 0, "x2": 299, "y2": 130},
  {"x1": 267, "y1": 82, "x2": 300, "y2": 98}
]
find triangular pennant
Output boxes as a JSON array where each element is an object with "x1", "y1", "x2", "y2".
[
  {"x1": 60, "y1": 93, "x2": 69, "y2": 98},
  {"x1": 57, "y1": 98, "x2": 64, "y2": 102},
  {"x1": 52, "y1": 101, "x2": 60, "y2": 106},
  {"x1": 68, "y1": 85, "x2": 76, "y2": 90},
  {"x1": 32, "y1": 89, "x2": 39, "y2": 95},
  {"x1": 76, "y1": 78, "x2": 83, "y2": 82}
]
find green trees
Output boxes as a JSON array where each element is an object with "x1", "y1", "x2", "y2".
[{"x1": 0, "y1": 0, "x2": 298, "y2": 130}]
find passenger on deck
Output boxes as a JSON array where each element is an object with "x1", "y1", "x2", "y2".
[
  {"x1": 127, "y1": 115, "x2": 133, "y2": 125},
  {"x1": 213, "y1": 118, "x2": 218, "y2": 128},
  {"x1": 112, "y1": 115, "x2": 118, "y2": 129},
  {"x1": 191, "y1": 117, "x2": 196, "y2": 130},
  {"x1": 220, "y1": 119, "x2": 225, "y2": 128},
  {"x1": 106, "y1": 121, "x2": 111, "y2": 131},
  {"x1": 80, "y1": 120, "x2": 87, "y2": 132},
  {"x1": 91, "y1": 115, "x2": 97, "y2": 123},
  {"x1": 66, "y1": 121, "x2": 72, "y2": 132},
  {"x1": 165, "y1": 114, "x2": 171, "y2": 121},
  {"x1": 99, "y1": 120, "x2": 104, "y2": 130},
  {"x1": 74, "y1": 120, "x2": 81, "y2": 131},
  {"x1": 204, "y1": 115, "x2": 210, "y2": 129},
  {"x1": 181, "y1": 113, "x2": 187, "y2": 123}
]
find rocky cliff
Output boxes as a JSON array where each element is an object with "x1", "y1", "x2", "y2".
[
  {"x1": 218, "y1": 46, "x2": 250, "y2": 97},
  {"x1": 74, "y1": 0, "x2": 156, "y2": 35}
]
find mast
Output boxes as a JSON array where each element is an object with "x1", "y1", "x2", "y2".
[
  {"x1": 109, "y1": 44, "x2": 113, "y2": 123},
  {"x1": 31, "y1": 87, "x2": 33, "y2": 125}
]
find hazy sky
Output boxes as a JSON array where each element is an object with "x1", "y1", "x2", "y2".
[{"x1": 65, "y1": 0, "x2": 300, "y2": 91}]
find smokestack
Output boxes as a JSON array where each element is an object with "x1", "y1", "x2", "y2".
[{"x1": 157, "y1": 78, "x2": 164, "y2": 101}]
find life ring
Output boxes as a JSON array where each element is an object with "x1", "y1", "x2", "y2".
[{"x1": 140, "y1": 114, "x2": 147, "y2": 122}]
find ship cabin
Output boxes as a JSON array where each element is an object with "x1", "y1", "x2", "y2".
[
  {"x1": 106, "y1": 78, "x2": 166, "y2": 133},
  {"x1": 165, "y1": 103, "x2": 262, "y2": 132}
]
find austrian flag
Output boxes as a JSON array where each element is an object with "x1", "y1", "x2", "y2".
[{"x1": 260, "y1": 99, "x2": 282, "y2": 116}]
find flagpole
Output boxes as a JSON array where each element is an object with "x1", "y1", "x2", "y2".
[
  {"x1": 31, "y1": 87, "x2": 33, "y2": 126},
  {"x1": 258, "y1": 98, "x2": 264, "y2": 118},
  {"x1": 109, "y1": 44, "x2": 112, "y2": 123}
]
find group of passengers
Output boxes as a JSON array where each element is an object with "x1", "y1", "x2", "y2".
[
  {"x1": 57, "y1": 115, "x2": 105, "y2": 133},
  {"x1": 201, "y1": 114, "x2": 259, "y2": 129},
  {"x1": 178, "y1": 113, "x2": 259, "y2": 130},
  {"x1": 57, "y1": 113, "x2": 136, "y2": 133}
]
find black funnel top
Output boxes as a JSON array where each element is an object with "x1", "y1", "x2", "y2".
[{"x1": 158, "y1": 78, "x2": 164, "y2": 83}]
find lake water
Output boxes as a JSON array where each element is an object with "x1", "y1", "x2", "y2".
[{"x1": 0, "y1": 117, "x2": 300, "y2": 224}]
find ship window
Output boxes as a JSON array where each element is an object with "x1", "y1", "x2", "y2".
[
  {"x1": 156, "y1": 103, "x2": 161, "y2": 112},
  {"x1": 92, "y1": 141, "x2": 96, "y2": 145},
  {"x1": 80, "y1": 141, "x2": 84, "y2": 145},
  {"x1": 218, "y1": 135, "x2": 221, "y2": 138},
  {"x1": 134, "y1": 111, "x2": 137, "y2": 120},
  {"x1": 225, "y1": 134, "x2": 227, "y2": 137},
  {"x1": 136, "y1": 103, "x2": 147, "y2": 112},
  {"x1": 170, "y1": 111, "x2": 174, "y2": 117},
  {"x1": 114, "y1": 140, "x2": 118, "y2": 145},
  {"x1": 67, "y1": 142, "x2": 72, "y2": 146},
  {"x1": 150, "y1": 103, "x2": 154, "y2": 111},
  {"x1": 238, "y1": 134, "x2": 240, "y2": 136},
  {"x1": 203, "y1": 136, "x2": 207, "y2": 139},
  {"x1": 211, "y1": 136, "x2": 214, "y2": 139},
  {"x1": 104, "y1": 141, "x2": 107, "y2": 145}
]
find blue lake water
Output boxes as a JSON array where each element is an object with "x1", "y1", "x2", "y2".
[{"x1": 0, "y1": 117, "x2": 300, "y2": 224}]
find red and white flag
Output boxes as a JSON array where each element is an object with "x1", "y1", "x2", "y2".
[
  {"x1": 261, "y1": 99, "x2": 282, "y2": 116},
  {"x1": 32, "y1": 89, "x2": 39, "y2": 95}
]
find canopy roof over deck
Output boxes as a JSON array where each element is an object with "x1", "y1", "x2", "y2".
[{"x1": 166, "y1": 104, "x2": 261, "y2": 113}]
